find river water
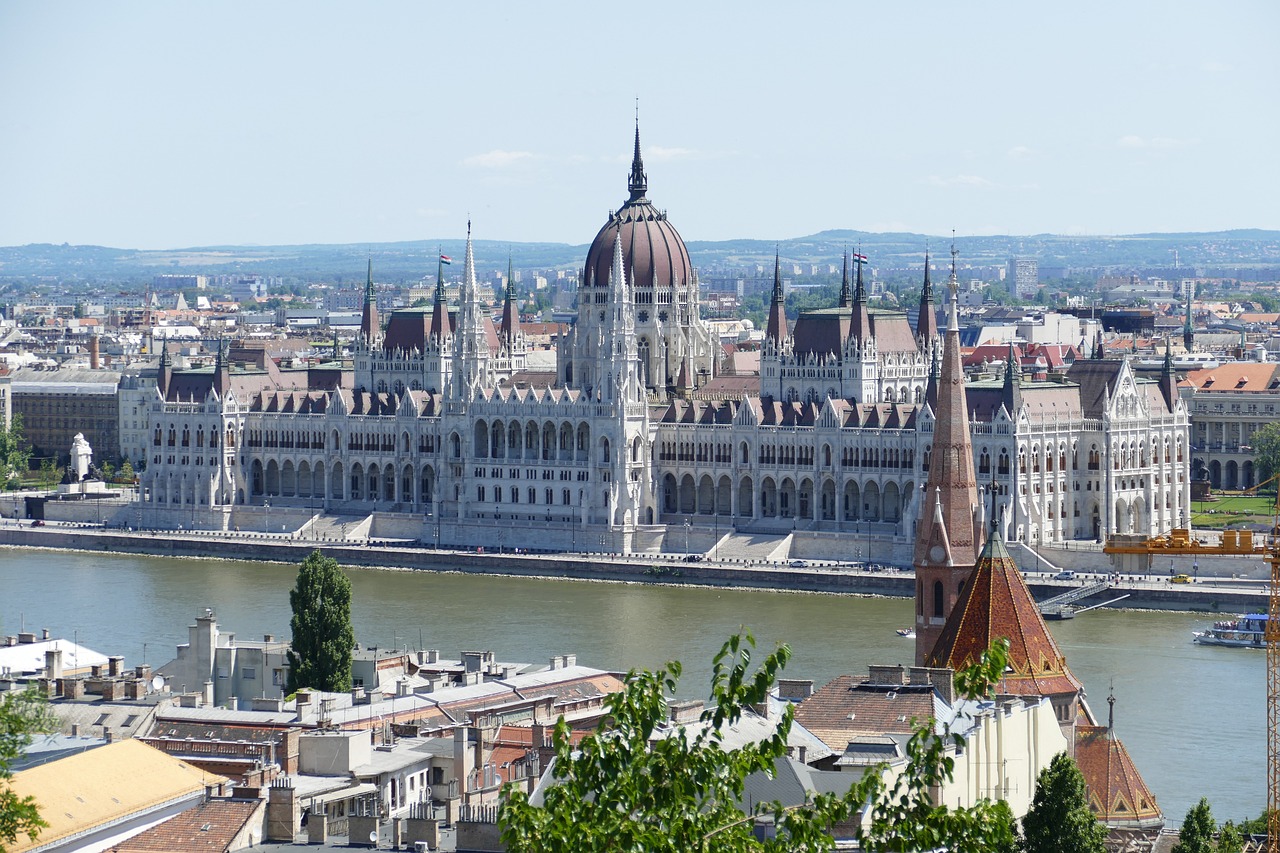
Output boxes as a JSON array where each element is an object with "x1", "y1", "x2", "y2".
[{"x1": 0, "y1": 546, "x2": 1261, "y2": 825}]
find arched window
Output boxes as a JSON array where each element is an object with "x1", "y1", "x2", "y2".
[{"x1": 932, "y1": 580, "x2": 944, "y2": 618}]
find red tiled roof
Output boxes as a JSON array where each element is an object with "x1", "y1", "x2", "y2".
[
  {"x1": 108, "y1": 798, "x2": 262, "y2": 852},
  {"x1": 793, "y1": 675, "x2": 938, "y2": 752},
  {"x1": 1075, "y1": 724, "x2": 1163, "y2": 828},
  {"x1": 926, "y1": 531, "x2": 1083, "y2": 700}
]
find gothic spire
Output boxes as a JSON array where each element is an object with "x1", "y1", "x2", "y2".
[
  {"x1": 915, "y1": 251, "x2": 938, "y2": 342},
  {"x1": 766, "y1": 247, "x2": 787, "y2": 346},
  {"x1": 429, "y1": 246, "x2": 450, "y2": 342},
  {"x1": 1002, "y1": 341, "x2": 1022, "y2": 417},
  {"x1": 627, "y1": 119, "x2": 648, "y2": 202},
  {"x1": 1183, "y1": 285, "x2": 1195, "y2": 351},
  {"x1": 838, "y1": 251, "x2": 851, "y2": 309},
  {"x1": 501, "y1": 252, "x2": 521, "y2": 345},
  {"x1": 914, "y1": 240, "x2": 982, "y2": 664},
  {"x1": 1160, "y1": 336, "x2": 1178, "y2": 413},
  {"x1": 850, "y1": 250, "x2": 872, "y2": 346},
  {"x1": 360, "y1": 258, "x2": 379, "y2": 346}
]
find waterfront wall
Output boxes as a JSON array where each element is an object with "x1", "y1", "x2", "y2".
[{"x1": 0, "y1": 526, "x2": 1265, "y2": 613}]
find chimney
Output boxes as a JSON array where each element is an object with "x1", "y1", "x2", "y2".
[
  {"x1": 135, "y1": 664, "x2": 152, "y2": 682},
  {"x1": 41, "y1": 628, "x2": 50, "y2": 641},
  {"x1": 263, "y1": 634, "x2": 275, "y2": 643},
  {"x1": 45, "y1": 648, "x2": 63, "y2": 682},
  {"x1": 61, "y1": 677, "x2": 86, "y2": 699},
  {"x1": 70, "y1": 723, "x2": 81, "y2": 737},
  {"x1": 202, "y1": 680, "x2": 214, "y2": 706},
  {"x1": 776, "y1": 679, "x2": 813, "y2": 701},
  {"x1": 351, "y1": 686, "x2": 367, "y2": 705},
  {"x1": 866, "y1": 665, "x2": 906, "y2": 686},
  {"x1": 17, "y1": 632, "x2": 35, "y2": 644},
  {"x1": 91, "y1": 664, "x2": 103, "y2": 678},
  {"x1": 668, "y1": 699, "x2": 705, "y2": 725},
  {"x1": 89, "y1": 334, "x2": 100, "y2": 369},
  {"x1": 108, "y1": 656, "x2": 124, "y2": 677},
  {"x1": 103, "y1": 726, "x2": 115, "y2": 743}
]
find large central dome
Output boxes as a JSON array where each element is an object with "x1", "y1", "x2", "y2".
[{"x1": 583, "y1": 126, "x2": 694, "y2": 291}]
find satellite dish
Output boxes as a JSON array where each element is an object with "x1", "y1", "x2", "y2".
[
  {"x1": 151, "y1": 675, "x2": 165, "y2": 691},
  {"x1": 368, "y1": 831, "x2": 378, "y2": 843}
]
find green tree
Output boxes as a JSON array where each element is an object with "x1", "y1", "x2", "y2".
[
  {"x1": 1020, "y1": 751, "x2": 1106, "y2": 853},
  {"x1": 119, "y1": 460, "x2": 135, "y2": 483},
  {"x1": 499, "y1": 632, "x2": 1017, "y2": 853},
  {"x1": 0, "y1": 415, "x2": 30, "y2": 483},
  {"x1": 1216, "y1": 819, "x2": 1243, "y2": 853},
  {"x1": 1253, "y1": 422, "x2": 1280, "y2": 485},
  {"x1": 285, "y1": 549, "x2": 355, "y2": 694},
  {"x1": 1173, "y1": 798, "x2": 1216, "y2": 853},
  {"x1": 1, "y1": 687, "x2": 56, "y2": 849}
]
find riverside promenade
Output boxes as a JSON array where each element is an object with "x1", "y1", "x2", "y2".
[{"x1": 0, "y1": 519, "x2": 1267, "y2": 614}]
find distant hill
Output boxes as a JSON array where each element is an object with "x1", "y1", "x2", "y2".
[{"x1": 2, "y1": 229, "x2": 1278, "y2": 284}]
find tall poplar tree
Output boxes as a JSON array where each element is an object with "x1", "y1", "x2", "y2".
[
  {"x1": 1020, "y1": 752, "x2": 1107, "y2": 853},
  {"x1": 286, "y1": 550, "x2": 355, "y2": 694},
  {"x1": 1172, "y1": 798, "x2": 1217, "y2": 853}
]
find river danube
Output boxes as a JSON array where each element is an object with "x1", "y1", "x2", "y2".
[{"x1": 0, "y1": 546, "x2": 1260, "y2": 824}]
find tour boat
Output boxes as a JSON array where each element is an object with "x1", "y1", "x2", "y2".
[
  {"x1": 896, "y1": 628, "x2": 916, "y2": 639},
  {"x1": 1192, "y1": 614, "x2": 1267, "y2": 648}
]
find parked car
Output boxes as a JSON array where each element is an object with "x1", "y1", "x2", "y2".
[
  {"x1": 683, "y1": 554, "x2": 704, "y2": 563},
  {"x1": 1052, "y1": 570, "x2": 1076, "y2": 581},
  {"x1": 1171, "y1": 573, "x2": 1192, "y2": 584},
  {"x1": 789, "y1": 559, "x2": 808, "y2": 568}
]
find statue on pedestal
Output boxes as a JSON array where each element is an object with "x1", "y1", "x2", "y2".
[{"x1": 71, "y1": 433, "x2": 93, "y2": 482}]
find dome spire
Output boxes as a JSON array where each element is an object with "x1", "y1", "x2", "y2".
[
  {"x1": 627, "y1": 115, "x2": 648, "y2": 201},
  {"x1": 838, "y1": 250, "x2": 851, "y2": 309}
]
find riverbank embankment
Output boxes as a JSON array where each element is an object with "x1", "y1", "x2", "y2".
[{"x1": 0, "y1": 523, "x2": 1266, "y2": 614}]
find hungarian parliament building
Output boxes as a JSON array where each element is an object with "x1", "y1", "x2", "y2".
[{"x1": 139, "y1": 130, "x2": 1191, "y2": 555}]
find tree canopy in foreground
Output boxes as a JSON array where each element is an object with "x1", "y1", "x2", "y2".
[
  {"x1": 499, "y1": 631, "x2": 1017, "y2": 852},
  {"x1": 285, "y1": 549, "x2": 355, "y2": 694},
  {"x1": 0, "y1": 687, "x2": 55, "y2": 849}
]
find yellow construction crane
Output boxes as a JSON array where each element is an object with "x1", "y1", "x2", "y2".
[{"x1": 1104, "y1": 473, "x2": 1280, "y2": 848}]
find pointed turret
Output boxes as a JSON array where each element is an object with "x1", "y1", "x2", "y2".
[
  {"x1": 500, "y1": 254, "x2": 521, "y2": 346},
  {"x1": 158, "y1": 343, "x2": 172, "y2": 400},
  {"x1": 838, "y1": 251, "x2": 851, "y2": 309},
  {"x1": 213, "y1": 337, "x2": 229, "y2": 398},
  {"x1": 915, "y1": 252, "x2": 938, "y2": 342},
  {"x1": 360, "y1": 259, "x2": 379, "y2": 345},
  {"x1": 451, "y1": 222, "x2": 490, "y2": 396},
  {"x1": 1001, "y1": 341, "x2": 1022, "y2": 417},
  {"x1": 850, "y1": 250, "x2": 871, "y2": 346},
  {"x1": 675, "y1": 357, "x2": 691, "y2": 399},
  {"x1": 627, "y1": 120, "x2": 648, "y2": 202},
  {"x1": 914, "y1": 241, "x2": 983, "y2": 665},
  {"x1": 765, "y1": 249, "x2": 788, "y2": 346},
  {"x1": 1183, "y1": 287, "x2": 1195, "y2": 351},
  {"x1": 1159, "y1": 337, "x2": 1178, "y2": 413},
  {"x1": 924, "y1": 346, "x2": 940, "y2": 412},
  {"x1": 925, "y1": 500, "x2": 1083, "y2": 717},
  {"x1": 429, "y1": 250, "x2": 450, "y2": 342}
]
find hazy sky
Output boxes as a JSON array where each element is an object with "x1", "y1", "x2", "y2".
[{"x1": 1, "y1": 2, "x2": 1275, "y2": 249}]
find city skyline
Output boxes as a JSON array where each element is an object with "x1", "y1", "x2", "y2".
[{"x1": 1, "y1": 2, "x2": 1275, "y2": 250}]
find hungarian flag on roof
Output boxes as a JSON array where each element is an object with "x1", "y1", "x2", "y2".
[
  {"x1": 853, "y1": 252, "x2": 868, "y2": 263},
  {"x1": 440, "y1": 254, "x2": 453, "y2": 264}
]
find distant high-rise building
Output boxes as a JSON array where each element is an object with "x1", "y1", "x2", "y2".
[{"x1": 1007, "y1": 257, "x2": 1038, "y2": 299}]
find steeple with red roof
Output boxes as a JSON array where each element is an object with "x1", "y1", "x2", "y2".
[{"x1": 913, "y1": 243, "x2": 984, "y2": 665}]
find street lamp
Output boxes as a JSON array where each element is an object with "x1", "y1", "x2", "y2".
[
  {"x1": 265, "y1": 500, "x2": 270, "y2": 535},
  {"x1": 684, "y1": 518, "x2": 690, "y2": 556}
]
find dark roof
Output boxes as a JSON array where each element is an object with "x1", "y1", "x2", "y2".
[
  {"x1": 1065, "y1": 359, "x2": 1125, "y2": 417},
  {"x1": 107, "y1": 798, "x2": 262, "y2": 852}
]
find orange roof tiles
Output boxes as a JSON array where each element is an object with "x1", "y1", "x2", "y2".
[
  {"x1": 1184, "y1": 363, "x2": 1280, "y2": 393},
  {"x1": 1075, "y1": 724, "x2": 1163, "y2": 827},
  {"x1": 925, "y1": 530, "x2": 1083, "y2": 700}
]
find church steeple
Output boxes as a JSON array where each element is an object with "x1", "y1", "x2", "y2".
[
  {"x1": 451, "y1": 222, "x2": 490, "y2": 397},
  {"x1": 213, "y1": 337, "x2": 229, "y2": 398},
  {"x1": 627, "y1": 119, "x2": 648, "y2": 202},
  {"x1": 765, "y1": 248, "x2": 788, "y2": 346},
  {"x1": 838, "y1": 251, "x2": 852, "y2": 309},
  {"x1": 914, "y1": 239, "x2": 983, "y2": 665}
]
